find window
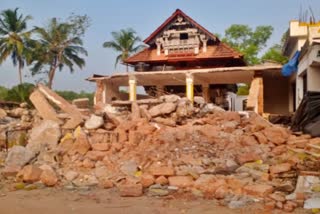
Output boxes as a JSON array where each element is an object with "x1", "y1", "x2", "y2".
[{"x1": 180, "y1": 33, "x2": 188, "y2": 40}]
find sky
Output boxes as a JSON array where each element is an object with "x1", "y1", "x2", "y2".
[{"x1": 1, "y1": 0, "x2": 320, "y2": 92}]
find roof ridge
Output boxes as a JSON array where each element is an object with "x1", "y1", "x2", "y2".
[{"x1": 143, "y1": 9, "x2": 219, "y2": 44}]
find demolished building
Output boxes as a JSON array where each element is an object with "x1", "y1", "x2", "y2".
[
  {"x1": 283, "y1": 20, "x2": 320, "y2": 136},
  {"x1": 88, "y1": 9, "x2": 290, "y2": 115}
]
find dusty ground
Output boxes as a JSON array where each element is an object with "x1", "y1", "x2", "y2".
[{"x1": 0, "y1": 188, "x2": 309, "y2": 214}]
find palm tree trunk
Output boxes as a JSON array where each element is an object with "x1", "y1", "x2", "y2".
[
  {"x1": 47, "y1": 67, "x2": 56, "y2": 89},
  {"x1": 18, "y1": 62, "x2": 23, "y2": 85},
  {"x1": 47, "y1": 57, "x2": 59, "y2": 89}
]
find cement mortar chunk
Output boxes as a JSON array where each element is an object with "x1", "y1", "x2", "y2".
[
  {"x1": 0, "y1": 108, "x2": 7, "y2": 119},
  {"x1": 120, "y1": 160, "x2": 138, "y2": 176},
  {"x1": 159, "y1": 95, "x2": 180, "y2": 103},
  {"x1": 5, "y1": 146, "x2": 35, "y2": 168},
  {"x1": 64, "y1": 171, "x2": 79, "y2": 181},
  {"x1": 84, "y1": 115, "x2": 104, "y2": 130},
  {"x1": 148, "y1": 102, "x2": 177, "y2": 117},
  {"x1": 194, "y1": 96, "x2": 205, "y2": 105},
  {"x1": 27, "y1": 120, "x2": 61, "y2": 154}
]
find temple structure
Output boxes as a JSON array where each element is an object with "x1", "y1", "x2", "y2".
[
  {"x1": 123, "y1": 9, "x2": 245, "y2": 106},
  {"x1": 88, "y1": 9, "x2": 289, "y2": 115}
]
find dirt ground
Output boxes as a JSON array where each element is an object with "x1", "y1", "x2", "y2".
[{"x1": 0, "y1": 188, "x2": 309, "y2": 214}]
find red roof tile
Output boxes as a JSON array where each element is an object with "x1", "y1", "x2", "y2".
[{"x1": 125, "y1": 43, "x2": 243, "y2": 64}]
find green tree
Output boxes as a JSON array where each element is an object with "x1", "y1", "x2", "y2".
[
  {"x1": 56, "y1": 90, "x2": 94, "y2": 106},
  {"x1": 0, "y1": 8, "x2": 32, "y2": 84},
  {"x1": 103, "y1": 28, "x2": 145, "y2": 72},
  {"x1": 261, "y1": 31, "x2": 289, "y2": 64},
  {"x1": 30, "y1": 16, "x2": 89, "y2": 89},
  {"x1": 222, "y1": 25, "x2": 273, "y2": 65},
  {"x1": 0, "y1": 86, "x2": 8, "y2": 100},
  {"x1": 5, "y1": 83, "x2": 35, "y2": 104},
  {"x1": 237, "y1": 84, "x2": 250, "y2": 96},
  {"x1": 261, "y1": 44, "x2": 288, "y2": 64}
]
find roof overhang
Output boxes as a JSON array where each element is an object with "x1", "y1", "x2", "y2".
[{"x1": 87, "y1": 64, "x2": 282, "y2": 87}]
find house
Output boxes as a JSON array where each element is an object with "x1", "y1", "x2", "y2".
[
  {"x1": 282, "y1": 20, "x2": 320, "y2": 111},
  {"x1": 88, "y1": 9, "x2": 288, "y2": 115}
]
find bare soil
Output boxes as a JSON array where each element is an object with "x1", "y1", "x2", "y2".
[{"x1": 0, "y1": 188, "x2": 308, "y2": 214}]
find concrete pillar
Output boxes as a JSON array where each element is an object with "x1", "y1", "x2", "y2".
[
  {"x1": 202, "y1": 84, "x2": 210, "y2": 103},
  {"x1": 200, "y1": 35, "x2": 208, "y2": 53},
  {"x1": 164, "y1": 49, "x2": 169, "y2": 56},
  {"x1": 105, "y1": 82, "x2": 121, "y2": 103},
  {"x1": 195, "y1": 47, "x2": 199, "y2": 54},
  {"x1": 129, "y1": 76, "x2": 137, "y2": 101},
  {"x1": 186, "y1": 73, "x2": 194, "y2": 103},
  {"x1": 247, "y1": 77, "x2": 263, "y2": 114},
  {"x1": 156, "y1": 41, "x2": 161, "y2": 56},
  {"x1": 94, "y1": 80, "x2": 105, "y2": 105},
  {"x1": 203, "y1": 42, "x2": 207, "y2": 53},
  {"x1": 258, "y1": 78, "x2": 264, "y2": 115}
]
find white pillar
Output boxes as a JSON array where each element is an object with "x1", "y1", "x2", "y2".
[
  {"x1": 129, "y1": 76, "x2": 137, "y2": 101},
  {"x1": 195, "y1": 47, "x2": 199, "y2": 54},
  {"x1": 186, "y1": 74, "x2": 194, "y2": 103},
  {"x1": 164, "y1": 49, "x2": 169, "y2": 56},
  {"x1": 156, "y1": 41, "x2": 161, "y2": 56}
]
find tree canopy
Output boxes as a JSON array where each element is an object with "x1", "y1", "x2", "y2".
[
  {"x1": 29, "y1": 16, "x2": 89, "y2": 88},
  {"x1": 222, "y1": 24, "x2": 274, "y2": 65},
  {"x1": 0, "y1": 8, "x2": 33, "y2": 84},
  {"x1": 103, "y1": 28, "x2": 145, "y2": 71}
]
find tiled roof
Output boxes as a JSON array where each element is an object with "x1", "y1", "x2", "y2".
[{"x1": 125, "y1": 43, "x2": 243, "y2": 64}]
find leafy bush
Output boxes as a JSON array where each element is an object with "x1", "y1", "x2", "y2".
[
  {"x1": 0, "y1": 86, "x2": 8, "y2": 100},
  {"x1": 0, "y1": 84, "x2": 94, "y2": 107},
  {"x1": 6, "y1": 83, "x2": 35, "y2": 104},
  {"x1": 56, "y1": 90, "x2": 94, "y2": 106},
  {"x1": 237, "y1": 84, "x2": 250, "y2": 96}
]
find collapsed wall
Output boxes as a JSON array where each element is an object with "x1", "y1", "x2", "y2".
[{"x1": 0, "y1": 86, "x2": 320, "y2": 212}]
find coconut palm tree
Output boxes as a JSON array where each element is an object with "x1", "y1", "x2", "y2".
[
  {"x1": 0, "y1": 8, "x2": 32, "y2": 84},
  {"x1": 103, "y1": 28, "x2": 144, "y2": 72},
  {"x1": 30, "y1": 18, "x2": 87, "y2": 89}
]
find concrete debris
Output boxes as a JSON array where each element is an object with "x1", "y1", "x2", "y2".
[
  {"x1": 1, "y1": 93, "x2": 320, "y2": 212},
  {"x1": 72, "y1": 98, "x2": 89, "y2": 109},
  {"x1": 0, "y1": 108, "x2": 7, "y2": 119},
  {"x1": 29, "y1": 89, "x2": 62, "y2": 124},
  {"x1": 84, "y1": 115, "x2": 104, "y2": 130},
  {"x1": 148, "y1": 102, "x2": 177, "y2": 117},
  {"x1": 27, "y1": 120, "x2": 61, "y2": 154},
  {"x1": 36, "y1": 84, "x2": 84, "y2": 129},
  {"x1": 5, "y1": 146, "x2": 35, "y2": 168}
]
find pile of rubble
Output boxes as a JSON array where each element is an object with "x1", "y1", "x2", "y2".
[{"x1": 1, "y1": 84, "x2": 320, "y2": 212}]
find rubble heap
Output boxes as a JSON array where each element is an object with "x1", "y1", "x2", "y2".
[{"x1": 1, "y1": 87, "x2": 320, "y2": 212}]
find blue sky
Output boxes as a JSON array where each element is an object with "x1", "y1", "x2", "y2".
[{"x1": 1, "y1": 0, "x2": 320, "y2": 92}]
